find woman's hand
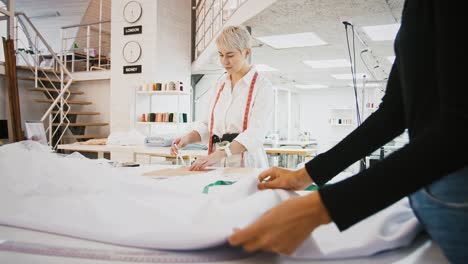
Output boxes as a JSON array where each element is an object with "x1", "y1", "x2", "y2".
[
  {"x1": 170, "y1": 137, "x2": 190, "y2": 155},
  {"x1": 228, "y1": 191, "x2": 331, "y2": 255},
  {"x1": 257, "y1": 167, "x2": 313, "y2": 191},
  {"x1": 189, "y1": 150, "x2": 225, "y2": 171}
]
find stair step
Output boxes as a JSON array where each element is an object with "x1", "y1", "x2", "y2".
[
  {"x1": 28, "y1": 87, "x2": 84, "y2": 95},
  {"x1": 35, "y1": 99, "x2": 92, "y2": 105},
  {"x1": 18, "y1": 76, "x2": 72, "y2": 83},
  {"x1": 51, "y1": 111, "x2": 100, "y2": 115},
  {"x1": 63, "y1": 134, "x2": 108, "y2": 139},
  {"x1": 51, "y1": 111, "x2": 100, "y2": 116},
  {"x1": 16, "y1": 65, "x2": 60, "y2": 74},
  {"x1": 52, "y1": 122, "x2": 109, "y2": 127}
]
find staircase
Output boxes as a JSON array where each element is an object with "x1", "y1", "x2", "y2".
[{"x1": 14, "y1": 13, "x2": 109, "y2": 148}]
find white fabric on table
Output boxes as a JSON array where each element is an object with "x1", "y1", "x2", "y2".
[
  {"x1": 0, "y1": 141, "x2": 421, "y2": 259},
  {"x1": 106, "y1": 129, "x2": 145, "y2": 146}
]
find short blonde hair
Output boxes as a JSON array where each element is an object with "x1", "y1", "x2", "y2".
[{"x1": 216, "y1": 25, "x2": 252, "y2": 52}]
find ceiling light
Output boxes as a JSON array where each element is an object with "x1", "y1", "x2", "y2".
[
  {"x1": 255, "y1": 32, "x2": 327, "y2": 49},
  {"x1": 348, "y1": 82, "x2": 382, "y2": 88},
  {"x1": 29, "y1": 11, "x2": 61, "y2": 19},
  {"x1": 256, "y1": 64, "x2": 278, "y2": 72},
  {"x1": 362, "y1": 24, "x2": 400, "y2": 41},
  {"x1": 303, "y1": 59, "x2": 350, "y2": 69},
  {"x1": 387, "y1": 56, "x2": 396, "y2": 64},
  {"x1": 331, "y1": 73, "x2": 367, "y2": 80},
  {"x1": 295, "y1": 84, "x2": 328, "y2": 89}
]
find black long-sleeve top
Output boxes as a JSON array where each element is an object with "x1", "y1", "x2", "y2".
[{"x1": 305, "y1": 0, "x2": 468, "y2": 231}]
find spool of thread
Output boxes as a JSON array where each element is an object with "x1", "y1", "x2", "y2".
[
  {"x1": 168, "y1": 81, "x2": 176, "y2": 91},
  {"x1": 141, "y1": 113, "x2": 146, "y2": 122},
  {"x1": 156, "y1": 83, "x2": 162, "y2": 91},
  {"x1": 178, "y1": 81, "x2": 184, "y2": 91},
  {"x1": 149, "y1": 113, "x2": 156, "y2": 122}
]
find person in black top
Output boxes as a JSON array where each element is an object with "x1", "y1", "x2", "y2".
[{"x1": 228, "y1": 1, "x2": 468, "y2": 262}]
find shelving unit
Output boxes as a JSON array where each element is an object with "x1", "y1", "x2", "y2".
[
  {"x1": 329, "y1": 107, "x2": 355, "y2": 127},
  {"x1": 136, "y1": 91, "x2": 190, "y2": 96},
  {"x1": 135, "y1": 84, "x2": 191, "y2": 136}
]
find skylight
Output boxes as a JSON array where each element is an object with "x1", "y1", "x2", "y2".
[
  {"x1": 295, "y1": 84, "x2": 328, "y2": 89},
  {"x1": 255, "y1": 32, "x2": 327, "y2": 49},
  {"x1": 348, "y1": 82, "x2": 382, "y2": 88},
  {"x1": 303, "y1": 59, "x2": 350, "y2": 69},
  {"x1": 331, "y1": 73, "x2": 367, "y2": 80},
  {"x1": 362, "y1": 24, "x2": 400, "y2": 41}
]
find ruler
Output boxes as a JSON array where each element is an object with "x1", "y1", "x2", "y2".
[{"x1": 0, "y1": 240, "x2": 253, "y2": 263}]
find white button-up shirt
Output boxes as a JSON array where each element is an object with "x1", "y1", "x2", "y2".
[{"x1": 192, "y1": 66, "x2": 274, "y2": 168}]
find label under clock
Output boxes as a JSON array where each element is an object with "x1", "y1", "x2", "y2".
[
  {"x1": 123, "y1": 65, "x2": 142, "y2": 74},
  {"x1": 124, "y1": 25, "x2": 142, "y2": 35}
]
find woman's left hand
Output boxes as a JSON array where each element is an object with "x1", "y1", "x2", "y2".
[
  {"x1": 189, "y1": 150, "x2": 225, "y2": 171},
  {"x1": 228, "y1": 191, "x2": 331, "y2": 255}
]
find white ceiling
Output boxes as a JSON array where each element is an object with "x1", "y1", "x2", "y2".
[
  {"x1": 239, "y1": 0, "x2": 404, "y2": 89},
  {"x1": 12, "y1": 0, "x2": 90, "y2": 18}
]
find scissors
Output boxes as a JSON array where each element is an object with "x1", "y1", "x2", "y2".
[{"x1": 172, "y1": 142, "x2": 186, "y2": 166}]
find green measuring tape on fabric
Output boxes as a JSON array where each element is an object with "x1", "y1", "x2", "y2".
[
  {"x1": 304, "y1": 184, "x2": 320, "y2": 191},
  {"x1": 202, "y1": 180, "x2": 236, "y2": 194},
  {"x1": 201, "y1": 181, "x2": 322, "y2": 194}
]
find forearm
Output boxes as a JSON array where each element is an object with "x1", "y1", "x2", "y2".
[{"x1": 184, "y1": 130, "x2": 202, "y2": 144}]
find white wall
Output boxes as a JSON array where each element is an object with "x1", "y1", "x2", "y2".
[
  {"x1": 110, "y1": 0, "x2": 191, "y2": 136},
  {"x1": 298, "y1": 86, "x2": 384, "y2": 151}
]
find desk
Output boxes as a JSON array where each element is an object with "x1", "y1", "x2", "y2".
[
  {"x1": 265, "y1": 147, "x2": 317, "y2": 168},
  {"x1": 265, "y1": 147, "x2": 317, "y2": 156},
  {"x1": 0, "y1": 221, "x2": 447, "y2": 264},
  {"x1": 264, "y1": 140, "x2": 317, "y2": 148},
  {"x1": 57, "y1": 144, "x2": 316, "y2": 168},
  {"x1": 57, "y1": 144, "x2": 206, "y2": 163}
]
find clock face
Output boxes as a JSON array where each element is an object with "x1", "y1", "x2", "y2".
[
  {"x1": 123, "y1": 41, "x2": 142, "y2": 63},
  {"x1": 123, "y1": 1, "x2": 142, "y2": 23}
]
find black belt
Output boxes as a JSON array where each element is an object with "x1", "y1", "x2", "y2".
[{"x1": 212, "y1": 133, "x2": 238, "y2": 148}]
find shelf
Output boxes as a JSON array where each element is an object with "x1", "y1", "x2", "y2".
[
  {"x1": 137, "y1": 91, "x2": 190, "y2": 95},
  {"x1": 330, "y1": 108, "x2": 353, "y2": 111},
  {"x1": 137, "y1": 122, "x2": 189, "y2": 125},
  {"x1": 330, "y1": 124, "x2": 354, "y2": 127}
]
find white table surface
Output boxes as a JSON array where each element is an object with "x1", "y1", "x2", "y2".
[{"x1": 0, "y1": 165, "x2": 449, "y2": 264}]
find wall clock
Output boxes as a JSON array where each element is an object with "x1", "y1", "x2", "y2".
[
  {"x1": 122, "y1": 41, "x2": 142, "y2": 63},
  {"x1": 124, "y1": 1, "x2": 142, "y2": 23}
]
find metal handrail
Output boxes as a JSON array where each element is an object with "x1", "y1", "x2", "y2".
[
  {"x1": 61, "y1": 20, "x2": 111, "y2": 71},
  {"x1": 15, "y1": 12, "x2": 74, "y2": 149},
  {"x1": 61, "y1": 20, "x2": 110, "y2": 30},
  {"x1": 16, "y1": 12, "x2": 73, "y2": 77}
]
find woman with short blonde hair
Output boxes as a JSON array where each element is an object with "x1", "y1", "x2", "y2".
[{"x1": 172, "y1": 25, "x2": 274, "y2": 170}]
